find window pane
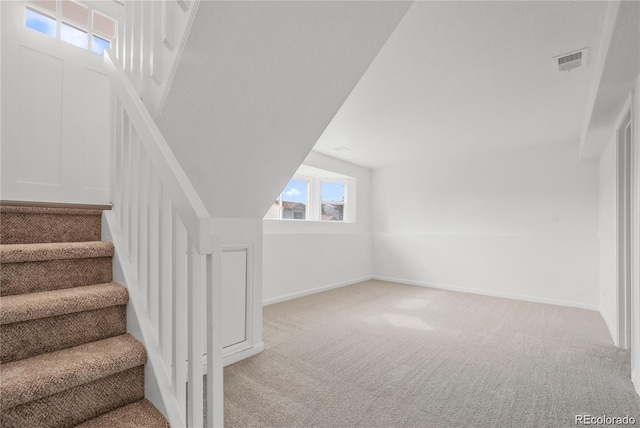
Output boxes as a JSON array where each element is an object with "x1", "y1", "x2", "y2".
[
  {"x1": 321, "y1": 182, "x2": 345, "y2": 221},
  {"x1": 93, "y1": 10, "x2": 116, "y2": 38},
  {"x1": 61, "y1": 22, "x2": 88, "y2": 49},
  {"x1": 281, "y1": 179, "x2": 307, "y2": 220},
  {"x1": 91, "y1": 35, "x2": 111, "y2": 55},
  {"x1": 25, "y1": 7, "x2": 56, "y2": 38},
  {"x1": 62, "y1": 0, "x2": 88, "y2": 26},
  {"x1": 30, "y1": 0, "x2": 56, "y2": 13}
]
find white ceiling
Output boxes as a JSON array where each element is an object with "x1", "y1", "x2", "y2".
[{"x1": 313, "y1": 1, "x2": 610, "y2": 168}]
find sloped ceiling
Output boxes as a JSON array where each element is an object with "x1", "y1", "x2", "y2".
[
  {"x1": 158, "y1": 1, "x2": 411, "y2": 218},
  {"x1": 313, "y1": 1, "x2": 612, "y2": 168}
]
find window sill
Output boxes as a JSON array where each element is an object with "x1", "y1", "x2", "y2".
[{"x1": 263, "y1": 219, "x2": 355, "y2": 225}]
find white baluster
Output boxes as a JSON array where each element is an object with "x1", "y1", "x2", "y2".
[
  {"x1": 148, "y1": 166, "x2": 161, "y2": 338},
  {"x1": 124, "y1": 0, "x2": 133, "y2": 75},
  {"x1": 140, "y1": 1, "x2": 152, "y2": 103},
  {"x1": 129, "y1": 133, "x2": 140, "y2": 271},
  {"x1": 161, "y1": 0, "x2": 175, "y2": 51},
  {"x1": 159, "y1": 189, "x2": 173, "y2": 369},
  {"x1": 172, "y1": 209, "x2": 188, "y2": 420},
  {"x1": 138, "y1": 153, "x2": 150, "y2": 311},
  {"x1": 112, "y1": 98, "x2": 123, "y2": 220},
  {"x1": 132, "y1": 1, "x2": 143, "y2": 93},
  {"x1": 187, "y1": 244, "x2": 205, "y2": 427},
  {"x1": 121, "y1": 116, "x2": 131, "y2": 250},
  {"x1": 207, "y1": 233, "x2": 223, "y2": 428},
  {"x1": 150, "y1": 1, "x2": 163, "y2": 86}
]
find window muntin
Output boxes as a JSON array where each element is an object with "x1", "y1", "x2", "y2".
[{"x1": 25, "y1": 0, "x2": 116, "y2": 56}]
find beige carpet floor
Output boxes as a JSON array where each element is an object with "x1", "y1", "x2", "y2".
[{"x1": 224, "y1": 280, "x2": 640, "y2": 428}]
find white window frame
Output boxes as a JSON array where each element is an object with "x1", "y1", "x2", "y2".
[
  {"x1": 277, "y1": 176, "x2": 310, "y2": 221},
  {"x1": 268, "y1": 169, "x2": 355, "y2": 223},
  {"x1": 319, "y1": 179, "x2": 348, "y2": 222},
  {"x1": 24, "y1": 0, "x2": 117, "y2": 56}
]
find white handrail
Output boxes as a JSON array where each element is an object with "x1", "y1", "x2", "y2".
[
  {"x1": 105, "y1": 47, "x2": 223, "y2": 428},
  {"x1": 105, "y1": 50, "x2": 212, "y2": 255}
]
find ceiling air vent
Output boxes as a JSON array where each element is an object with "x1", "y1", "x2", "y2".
[{"x1": 554, "y1": 48, "x2": 588, "y2": 72}]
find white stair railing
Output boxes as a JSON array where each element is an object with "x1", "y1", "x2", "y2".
[
  {"x1": 116, "y1": 0, "x2": 200, "y2": 118},
  {"x1": 105, "y1": 49, "x2": 223, "y2": 428}
]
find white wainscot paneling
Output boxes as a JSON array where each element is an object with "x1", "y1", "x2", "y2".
[
  {"x1": 2, "y1": 0, "x2": 112, "y2": 205},
  {"x1": 17, "y1": 46, "x2": 64, "y2": 187},
  {"x1": 222, "y1": 249, "x2": 247, "y2": 348},
  {"x1": 81, "y1": 68, "x2": 111, "y2": 193}
]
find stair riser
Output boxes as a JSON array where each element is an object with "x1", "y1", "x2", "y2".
[
  {"x1": 0, "y1": 212, "x2": 102, "y2": 244},
  {"x1": 1, "y1": 258, "x2": 112, "y2": 296},
  {"x1": 1, "y1": 306, "x2": 127, "y2": 363},
  {"x1": 0, "y1": 366, "x2": 144, "y2": 428}
]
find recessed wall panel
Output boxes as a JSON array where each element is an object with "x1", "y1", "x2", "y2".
[
  {"x1": 82, "y1": 67, "x2": 110, "y2": 191},
  {"x1": 17, "y1": 46, "x2": 64, "y2": 186},
  {"x1": 222, "y1": 250, "x2": 247, "y2": 347}
]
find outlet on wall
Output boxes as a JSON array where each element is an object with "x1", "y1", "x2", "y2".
[{"x1": 551, "y1": 216, "x2": 559, "y2": 224}]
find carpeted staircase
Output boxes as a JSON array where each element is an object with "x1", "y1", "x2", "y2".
[{"x1": 0, "y1": 205, "x2": 169, "y2": 427}]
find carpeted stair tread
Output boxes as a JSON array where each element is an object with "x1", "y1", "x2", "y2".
[
  {"x1": 0, "y1": 206, "x2": 105, "y2": 216},
  {"x1": 0, "y1": 205, "x2": 105, "y2": 244},
  {"x1": 1, "y1": 367, "x2": 144, "y2": 428},
  {"x1": 1, "y1": 257, "x2": 113, "y2": 297},
  {"x1": 1, "y1": 306, "x2": 127, "y2": 363},
  {"x1": 1, "y1": 334, "x2": 146, "y2": 409},
  {"x1": 0, "y1": 241, "x2": 114, "y2": 263},
  {"x1": 0, "y1": 283, "x2": 128, "y2": 324},
  {"x1": 75, "y1": 399, "x2": 170, "y2": 427}
]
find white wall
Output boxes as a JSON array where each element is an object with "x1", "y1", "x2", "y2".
[
  {"x1": 599, "y1": 134, "x2": 618, "y2": 342},
  {"x1": 0, "y1": 1, "x2": 119, "y2": 205},
  {"x1": 263, "y1": 151, "x2": 372, "y2": 304},
  {"x1": 157, "y1": 1, "x2": 411, "y2": 220},
  {"x1": 372, "y1": 141, "x2": 600, "y2": 309}
]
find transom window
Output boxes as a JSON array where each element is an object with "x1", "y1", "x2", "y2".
[
  {"x1": 265, "y1": 166, "x2": 354, "y2": 222},
  {"x1": 25, "y1": 0, "x2": 116, "y2": 56}
]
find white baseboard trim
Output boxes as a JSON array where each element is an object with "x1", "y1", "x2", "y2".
[
  {"x1": 599, "y1": 305, "x2": 619, "y2": 346},
  {"x1": 223, "y1": 342, "x2": 264, "y2": 367},
  {"x1": 201, "y1": 342, "x2": 265, "y2": 371},
  {"x1": 372, "y1": 275, "x2": 599, "y2": 311},
  {"x1": 263, "y1": 276, "x2": 373, "y2": 306}
]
